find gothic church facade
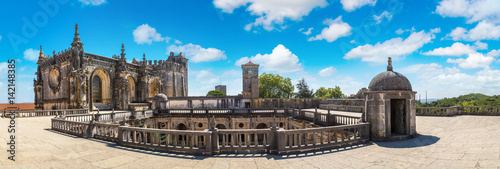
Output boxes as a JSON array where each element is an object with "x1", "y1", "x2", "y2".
[{"x1": 34, "y1": 24, "x2": 188, "y2": 110}]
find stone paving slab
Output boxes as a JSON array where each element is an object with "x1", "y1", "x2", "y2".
[{"x1": 1, "y1": 115, "x2": 499, "y2": 168}]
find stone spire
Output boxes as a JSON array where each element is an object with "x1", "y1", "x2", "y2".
[
  {"x1": 120, "y1": 43, "x2": 126, "y2": 60},
  {"x1": 143, "y1": 53, "x2": 146, "y2": 62},
  {"x1": 387, "y1": 57, "x2": 393, "y2": 71},
  {"x1": 71, "y1": 23, "x2": 83, "y2": 48},
  {"x1": 38, "y1": 45, "x2": 45, "y2": 60}
]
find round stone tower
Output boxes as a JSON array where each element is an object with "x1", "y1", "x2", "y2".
[{"x1": 363, "y1": 57, "x2": 417, "y2": 141}]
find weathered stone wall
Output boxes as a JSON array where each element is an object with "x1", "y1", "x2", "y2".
[
  {"x1": 320, "y1": 99, "x2": 365, "y2": 106},
  {"x1": 251, "y1": 98, "x2": 329, "y2": 109}
]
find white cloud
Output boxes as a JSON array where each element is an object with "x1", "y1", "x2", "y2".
[
  {"x1": 340, "y1": 0, "x2": 376, "y2": 12},
  {"x1": 0, "y1": 62, "x2": 8, "y2": 74},
  {"x1": 23, "y1": 48, "x2": 39, "y2": 62},
  {"x1": 167, "y1": 43, "x2": 227, "y2": 63},
  {"x1": 350, "y1": 39, "x2": 355, "y2": 43},
  {"x1": 133, "y1": 24, "x2": 166, "y2": 45},
  {"x1": 487, "y1": 49, "x2": 500, "y2": 57},
  {"x1": 214, "y1": 0, "x2": 328, "y2": 31},
  {"x1": 331, "y1": 75, "x2": 364, "y2": 95},
  {"x1": 447, "y1": 52, "x2": 495, "y2": 69},
  {"x1": 447, "y1": 21, "x2": 500, "y2": 41},
  {"x1": 402, "y1": 63, "x2": 500, "y2": 98},
  {"x1": 422, "y1": 42, "x2": 476, "y2": 56},
  {"x1": 436, "y1": 0, "x2": 500, "y2": 23},
  {"x1": 318, "y1": 66, "x2": 336, "y2": 77},
  {"x1": 474, "y1": 41, "x2": 488, "y2": 50},
  {"x1": 373, "y1": 11, "x2": 392, "y2": 24},
  {"x1": 235, "y1": 44, "x2": 302, "y2": 73},
  {"x1": 344, "y1": 29, "x2": 436, "y2": 64},
  {"x1": 194, "y1": 69, "x2": 220, "y2": 85},
  {"x1": 309, "y1": 16, "x2": 352, "y2": 42},
  {"x1": 79, "y1": 0, "x2": 106, "y2": 6},
  {"x1": 174, "y1": 40, "x2": 182, "y2": 44},
  {"x1": 221, "y1": 69, "x2": 240, "y2": 78},
  {"x1": 299, "y1": 27, "x2": 313, "y2": 35},
  {"x1": 395, "y1": 28, "x2": 406, "y2": 34}
]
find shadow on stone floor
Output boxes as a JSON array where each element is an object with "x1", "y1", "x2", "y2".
[{"x1": 373, "y1": 134, "x2": 440, "y2": 148}]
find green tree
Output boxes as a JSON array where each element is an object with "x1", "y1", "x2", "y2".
[
  {"x1": 314, "y1": 86, "x2": 345, "y2": 99},
  {"x1": 206, "y1": 90, "x2": 226, "y2": 96},
  {"x1": 259, "y1": 73, "x2": 294, "y2": 98},
  {"x1": 295, "y1": 78, "x2": 314, "y2": 98}
]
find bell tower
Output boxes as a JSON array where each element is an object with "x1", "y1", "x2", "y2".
[{"x1": 241, "y1": 61, "x2": 259, "y2": 99}]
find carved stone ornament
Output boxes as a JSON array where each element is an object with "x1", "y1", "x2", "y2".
[{"x1": 48, "y1": 67, "x2": 62, "y2": 92}]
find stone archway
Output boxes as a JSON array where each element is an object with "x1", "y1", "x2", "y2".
[
  {"x1": 127, "y1": 76, "x2": 136, "y2": 102},
  {"x1": 91, "y1": 68, "x2": 112, "y2": 109}
]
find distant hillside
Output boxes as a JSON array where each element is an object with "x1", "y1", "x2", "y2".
[{"x1": 418, "y1": 93, "x2": 500, "y2": 107}]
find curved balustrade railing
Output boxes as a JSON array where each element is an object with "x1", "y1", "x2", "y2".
[
  {"x1": 51, "y1": 108, "x2": 368, "y2": 155},
  {"x1": 2, "y1": 109, "x2": 89, "y2": 118}
]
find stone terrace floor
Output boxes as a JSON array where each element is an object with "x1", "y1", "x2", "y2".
[{"x1": 1, "y1": 114, "x2": 499, "y2": 168}]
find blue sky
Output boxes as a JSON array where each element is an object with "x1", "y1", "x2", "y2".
[{"x1": 1, "y1": 0, "x2": 500, "y2": 103}]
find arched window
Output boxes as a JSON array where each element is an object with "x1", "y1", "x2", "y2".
[
  {"x1": 92, "y1": 76, "x2": 102, "y2": 103},
  {"x1": 127, "y1": 76, "x2": 135, "y2": 102}
]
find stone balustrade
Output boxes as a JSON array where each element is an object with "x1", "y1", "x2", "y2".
[
  {"x1": 51, "y1": 118, "x2": 91, "y2": 138},
  {"x1": 281, "y1": 123, "x2": 369, "y2": 154},
  {"x1": 2, "y1": 109, "x2": 89, "y2": 118},
  {"x1": 50, "y1": 108, "x2": 368, "y2": 155},
  {"x1": 416, "y1": 106, "x2": 500, "y2": 116},
  {"x1": 118, "y1": 126, "x2": 213, "y2": 155}
]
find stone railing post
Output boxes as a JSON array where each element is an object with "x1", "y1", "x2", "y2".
[
  {"x1": 270, "y1": 127, "x2": 285, "y2": 154},
  {"x1": 111, "y1": 109, "x2": 115, "y2": 122},
  {"x1": 208, "y1": 128, "x2": 220, "y2": 155},
  {"x1": 327, "y1": 110, "x2": 331, "y2": 126},
  {"x1": 86, "y1": 121, "x2": 94, "y2": 138},
  {"x1": 117, "y1": 126, "x2": 124, "y2": 145}
]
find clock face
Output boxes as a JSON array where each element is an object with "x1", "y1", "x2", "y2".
[{"x1": 49, "y1": 67, "x2": 61, "y2": 90}]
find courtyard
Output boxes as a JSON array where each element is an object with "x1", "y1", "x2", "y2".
[{"x1": 1, "y1": 114, "x2": 499, "y2": 168}]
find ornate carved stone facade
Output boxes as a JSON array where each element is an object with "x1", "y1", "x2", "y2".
[{"x1": 34, "y1": 24, "x2": 188, "y2": 110}]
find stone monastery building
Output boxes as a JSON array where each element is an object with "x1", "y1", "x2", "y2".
[{"x1": 34, "y1": 24, "x2": 188, "y2": 110}]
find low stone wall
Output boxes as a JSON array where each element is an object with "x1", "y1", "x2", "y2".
[
  {"x1": 320, "y1": 99, "x2": 365, "y2": 106},
  {"x1": 251, "y1": 98, "x2": 329, "y2": 109},
  {"x1": 416, "y1": 106, "x2": 500, "y2": 116}
]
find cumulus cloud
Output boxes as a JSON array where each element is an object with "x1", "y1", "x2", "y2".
[
  {"x1": 221, "y1": 69, "x2": 240, "y2": 78},
  {"x1": 309, "y1": 16, "x2": 352, "y2": 42},
  {"x1": 193, "y1": 69, "x2": 220, "y2": 85},
  {"x1": 318, "y1": 66, "x2": 336, "y2": 77},
  {"x1": 213, "y1": 0, "x2": 328, "y2": 31},
  {"x1": 447, "y1": 52, "x2": 495, "y2": 69},
  {"x1": 422, "y1": 42, "x2": 476, "y2": 56},
  {"x1": 474, "y1": 41, "x2": 488, "y2": 50},
  {"x1": 436, "y1": 0, "x2": 500, "y2": 23},
  {"x1": 340, "y1": 0, "x2": 376, "y2": 12},
  {"x1": 402, "y1": 63, "x2": 500, "y2": 98},
  {"x1": 447, "y1": 21, "x2": 500, "y2": 41},
  {"x1": 174, "y1": 40, "x2": 182, "y2": 44},
  {"x1": 373, "y1": 11, "x2": 392, "y2": 24},
  {"x1": 344, "y1": 29, "x2": 436, "y2": 64},
  {"x1": 487, "y1": 49, "x2": 500, "y2": 57},
  {"x1": 23, "y1": 48, "x2": 39, "y2": 62},
  {"x1": 79, "y1": 0, "x2": 107, "y2": 6},
  {"x1": 167, "y1": 43, "x2": 226, "y2": 63},
  {"x1": 133, "y1": 24, "x2": 166, "y2": 45},
  {"x1": 299, "y1": 27, "x2": 313, "y2": 35},
  {"x1": 235, "y1": 44, "x2": 302, "y2": 73}
]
